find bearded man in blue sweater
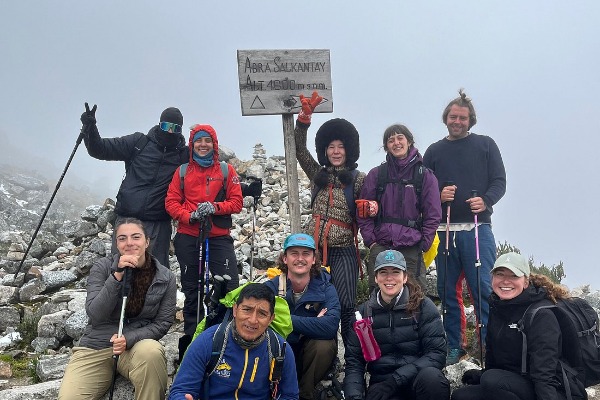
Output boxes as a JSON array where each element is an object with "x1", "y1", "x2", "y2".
[{"x1": 423, "y1": 89, "x2": 506, "y2": 366}]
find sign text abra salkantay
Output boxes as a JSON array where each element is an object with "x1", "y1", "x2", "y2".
[{"x1": 237, "y1": 49, "x2": 333, "y2": 116}]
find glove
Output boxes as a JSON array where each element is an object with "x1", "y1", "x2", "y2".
[
  {"x1": 461, "y1": 369, "x2": 483, "y2": 385},
  {"x1": 365, "y1": 377, "x2": 396, "y2": 400},
  {"x1": 80, "y1": 102, "x2": 97, "y2": 127},
  {"x1": 245, "y1": 179, "x2": 263, "y2": 198},
  {"x1": 197, "y1": 202, "x2": 216, "y2": 217},
  {"x1": 189, "y1": 210, "x2": 202, "y2": 224},
  {"x1": 297, "y1": 91, "x2": 323, "y2": 124},
  {"x1": 355, "y1": 199, "x2": 379, "y2": 218}
]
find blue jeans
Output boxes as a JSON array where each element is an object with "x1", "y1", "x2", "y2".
[{"x1": 436, "y1": 224, "x2": 495, "y2": 350}]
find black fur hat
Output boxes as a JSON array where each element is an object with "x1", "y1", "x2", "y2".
[{"x1": 315, "y1": 118, "x2": 360, "y2": 168}]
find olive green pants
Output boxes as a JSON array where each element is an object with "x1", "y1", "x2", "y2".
[{"x1": 58, "y1": 339, "x2": 167, "y2": 400}]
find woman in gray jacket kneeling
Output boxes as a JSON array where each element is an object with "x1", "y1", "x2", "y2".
[{"x1": 59, "y1": 217, "x2": 177, "y2": 400}]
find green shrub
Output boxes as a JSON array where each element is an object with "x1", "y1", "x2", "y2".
[
  {"x1": 496, "y1": 241, "x2": 565, "y2": 284},
  {"x1": 18, "y1": 314, "x2": 40, "y2": 351}
]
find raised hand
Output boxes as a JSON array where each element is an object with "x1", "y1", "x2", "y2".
[
  {"x1": 81, "y1": 102, "x2": 97, "y2": 127},
  {"x1": 298, "y1": 91, "x2": 323, "y2": 124}
]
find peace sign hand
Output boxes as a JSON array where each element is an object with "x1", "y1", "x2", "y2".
[{"x1": 81, "y1": 102, "x2": 97, "y2": 127}]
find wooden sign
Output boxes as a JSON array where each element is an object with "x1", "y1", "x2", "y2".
[{"x1": 237, "y1": 49, "x2": 333, "y2": 116}]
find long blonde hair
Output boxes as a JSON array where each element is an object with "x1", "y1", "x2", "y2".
[{"x1": 529, "y1": 273, "x2": 570, "y2": 303}]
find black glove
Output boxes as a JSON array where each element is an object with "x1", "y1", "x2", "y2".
[
  {"x1": 461, "y1": 369, "x2": 483, "y2": 385},
  {"x1": 81, "y1": 102, "x2": 97, "y2": 127},
  {"x1": 365, "y1": 377, "x2": 396, "y2": 400},
  {"x1": 246, "y1": 179, "x2": 262, "y2": 198}
]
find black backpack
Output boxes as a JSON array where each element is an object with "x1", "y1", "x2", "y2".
[
  {"x1": 517, "y1": 297, "x2": 600, "y2": 399},
  {"x1": 374, "y1": 161, "x2": 425, "y2": 229},
  {"x1": 202, "y1": 315, "x2": 286, "y2": 400}
]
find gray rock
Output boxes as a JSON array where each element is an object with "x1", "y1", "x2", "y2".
[
  {"x1": 36, "y1": 354, "x2": 70, "y2": 382},
  {"x1": 41, "y1": 270, "x2": 77, "y2": 291},
  {"x1": 19, "y1": 278, "x2": 46, "y2": 302},
  {"x1": 64, "y1": 310, "x2": 88, "y2": 340},
  {"x1": 31, "y1": 336, "x2": 59, "y2": 353},
  {"x1": 37, "y1": 310, "x2": 71, "y2": 341},
  {"x1": 0, "y1": 306, "x2": 21, "y2": 331},
  {"x1": 0, "y1": 286, "x2": 18, "y2": 306}
]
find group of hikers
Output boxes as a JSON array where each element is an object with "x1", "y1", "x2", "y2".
[{"x1": 54, "y1": 89, "x2": 589, "y2": 400}]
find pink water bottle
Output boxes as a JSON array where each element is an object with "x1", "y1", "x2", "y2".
[{"x1": 354, "y1": 310, "x2": 381, "y2": 362}]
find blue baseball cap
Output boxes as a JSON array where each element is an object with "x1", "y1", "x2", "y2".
[
  {"x1": 283, "y1": 233, "x2": 316, "y2": 251},
  {"x1": 374, "y1": 250, "x2": 407, "y2": 272}
]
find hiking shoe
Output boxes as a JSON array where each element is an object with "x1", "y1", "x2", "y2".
[{"x1": 446, "y1": 348, "x2": 467, "y2": 366}]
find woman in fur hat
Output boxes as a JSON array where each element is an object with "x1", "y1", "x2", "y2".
[{"x1": 294, "y1": 91, "x2": 366, "y2": 348}]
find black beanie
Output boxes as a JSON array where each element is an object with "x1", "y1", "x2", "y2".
[{"x1": 160, "y1": 107, "x2": 183, "y2": 126}]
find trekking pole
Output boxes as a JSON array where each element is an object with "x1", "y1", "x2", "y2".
[
  {"x1": 14, "y1": 126, "x2": 86, "y2": 281},
  {"x1": 197, "y1": 217, "x2": 211, "y2": 325},
  {"x1": 250, "y1": 195, "x2": 260, "y2": 281},
  {"x1": 109, "y1": 267, "x2": 131, "y2": 400},
  {"x1": 471, "y1": 190, "x2": 484, "y2": 366},
  {"x1": 248, "y1": 177, "x2": 261, "y2": 281},
  {"x1": 442, "y1": 181, "x2": 454, "y2": 330}
]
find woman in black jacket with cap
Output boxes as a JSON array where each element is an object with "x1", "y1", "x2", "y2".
[
  {"x1": 344, "y1": 249, "x2": 449, "y2": 400},
  {"x1": 452, "y1": 252, "x2": 587, "y2": 400}
]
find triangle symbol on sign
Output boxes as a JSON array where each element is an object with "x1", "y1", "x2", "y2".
[{"x1": 250, "y1": 96, "x2": 266, "y2": 109}]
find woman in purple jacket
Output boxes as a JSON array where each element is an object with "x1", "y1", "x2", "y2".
[{"x1": 358, "y1": 124, "x2": 441, "y2": 291}]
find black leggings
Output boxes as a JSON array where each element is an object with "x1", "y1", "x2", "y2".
[
  {"x1": 174, "y1": 233, "x2": 239, "y2": 336},
  {"x1": 451, "y1": 369, "x2": 538, "y2": 400}
]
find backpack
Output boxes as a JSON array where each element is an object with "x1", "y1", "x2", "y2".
[
  {"x1": 517, "y1": 297, "x2": 600, "y2": 399},
  {"x1": 180, "y1": 161, "x2": 232, "y2": 229},
  {"x1": 310, "y1": 169, "x2": 360, "y2": 218},
  {"x1": 374, "y1": 160, "x2": 425, "y2": 229},
  {"x1": 202, "y1": 318, "x2": 286, "y2": 400}
]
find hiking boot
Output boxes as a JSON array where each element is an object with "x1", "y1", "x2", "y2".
[{"x1": 446, "y1": 348, "x2": 467, "y2": 366}]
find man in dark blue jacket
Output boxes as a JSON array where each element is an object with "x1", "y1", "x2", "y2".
[
  {"x1": 423, "y1": 89, "x2": 506, "y2": 366},
  {"x1": 265, "y1": 233, "x2": 341, "y2": 400},
  {"x1": 80, "y1": 104, "x2": 188, "y2": 267}
]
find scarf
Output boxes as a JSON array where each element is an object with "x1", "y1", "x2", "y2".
[
  {"x1": 125, "y1": 251, "x2": 157, "y2": 318},
  {"x1": 231, "y1": 320, "x2": 267, "y2": 350}
]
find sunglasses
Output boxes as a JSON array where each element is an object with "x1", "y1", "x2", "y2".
[{"x1": 159, "y1": 121, "x2": 182, "y2": 134}]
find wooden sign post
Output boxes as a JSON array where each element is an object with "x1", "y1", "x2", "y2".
[{"x1": 237, "y1": 49, "x2": 333, "y2": 233}]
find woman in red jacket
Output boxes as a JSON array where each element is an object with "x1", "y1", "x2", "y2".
[{"x1": 165, "y1": 124, "x2": 243, "y2": 360}]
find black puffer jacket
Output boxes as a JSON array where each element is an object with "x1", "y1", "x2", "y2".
[
  {"x1": 84, "y1": 126, "x2": 188, "y2": 221},
  {"x1": 343, "y1": 286, "x2": 446, "y2": 399},
  {"x1": 486, "y1": 286, "x2": 587, "y2": 400}
]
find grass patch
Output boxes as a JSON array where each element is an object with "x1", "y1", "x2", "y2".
[{"x1": 0, "y1": 354, "x2": 38, "y2": 381}]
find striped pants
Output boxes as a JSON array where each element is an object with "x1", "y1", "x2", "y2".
[{"x1": 326, "y1": 245, "x2": 359, "y2": 348}]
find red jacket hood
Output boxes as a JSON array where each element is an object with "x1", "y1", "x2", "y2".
[{"x1": 188, "y1": 124, "x2": 219, "y2": 165}]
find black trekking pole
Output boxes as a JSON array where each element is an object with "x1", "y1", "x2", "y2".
[
  {"x1": 247, "y1": 177, "x2": 261, "y2": 281},
  {"x1": 471, "y1": 190, "x2": 484, "y2": 366},
  {"x1": 442, "y1": 181, "x2": 454, "y2": 331},
  {"x1": 197, "y1": 217, "x2": 211, "y2": 325},
  {"x1": 109, "y1": 267, "x2": 131, "y2": 400},
  {"x1": 13, "y1": 126, "x2": 86, "y2": 281}
]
